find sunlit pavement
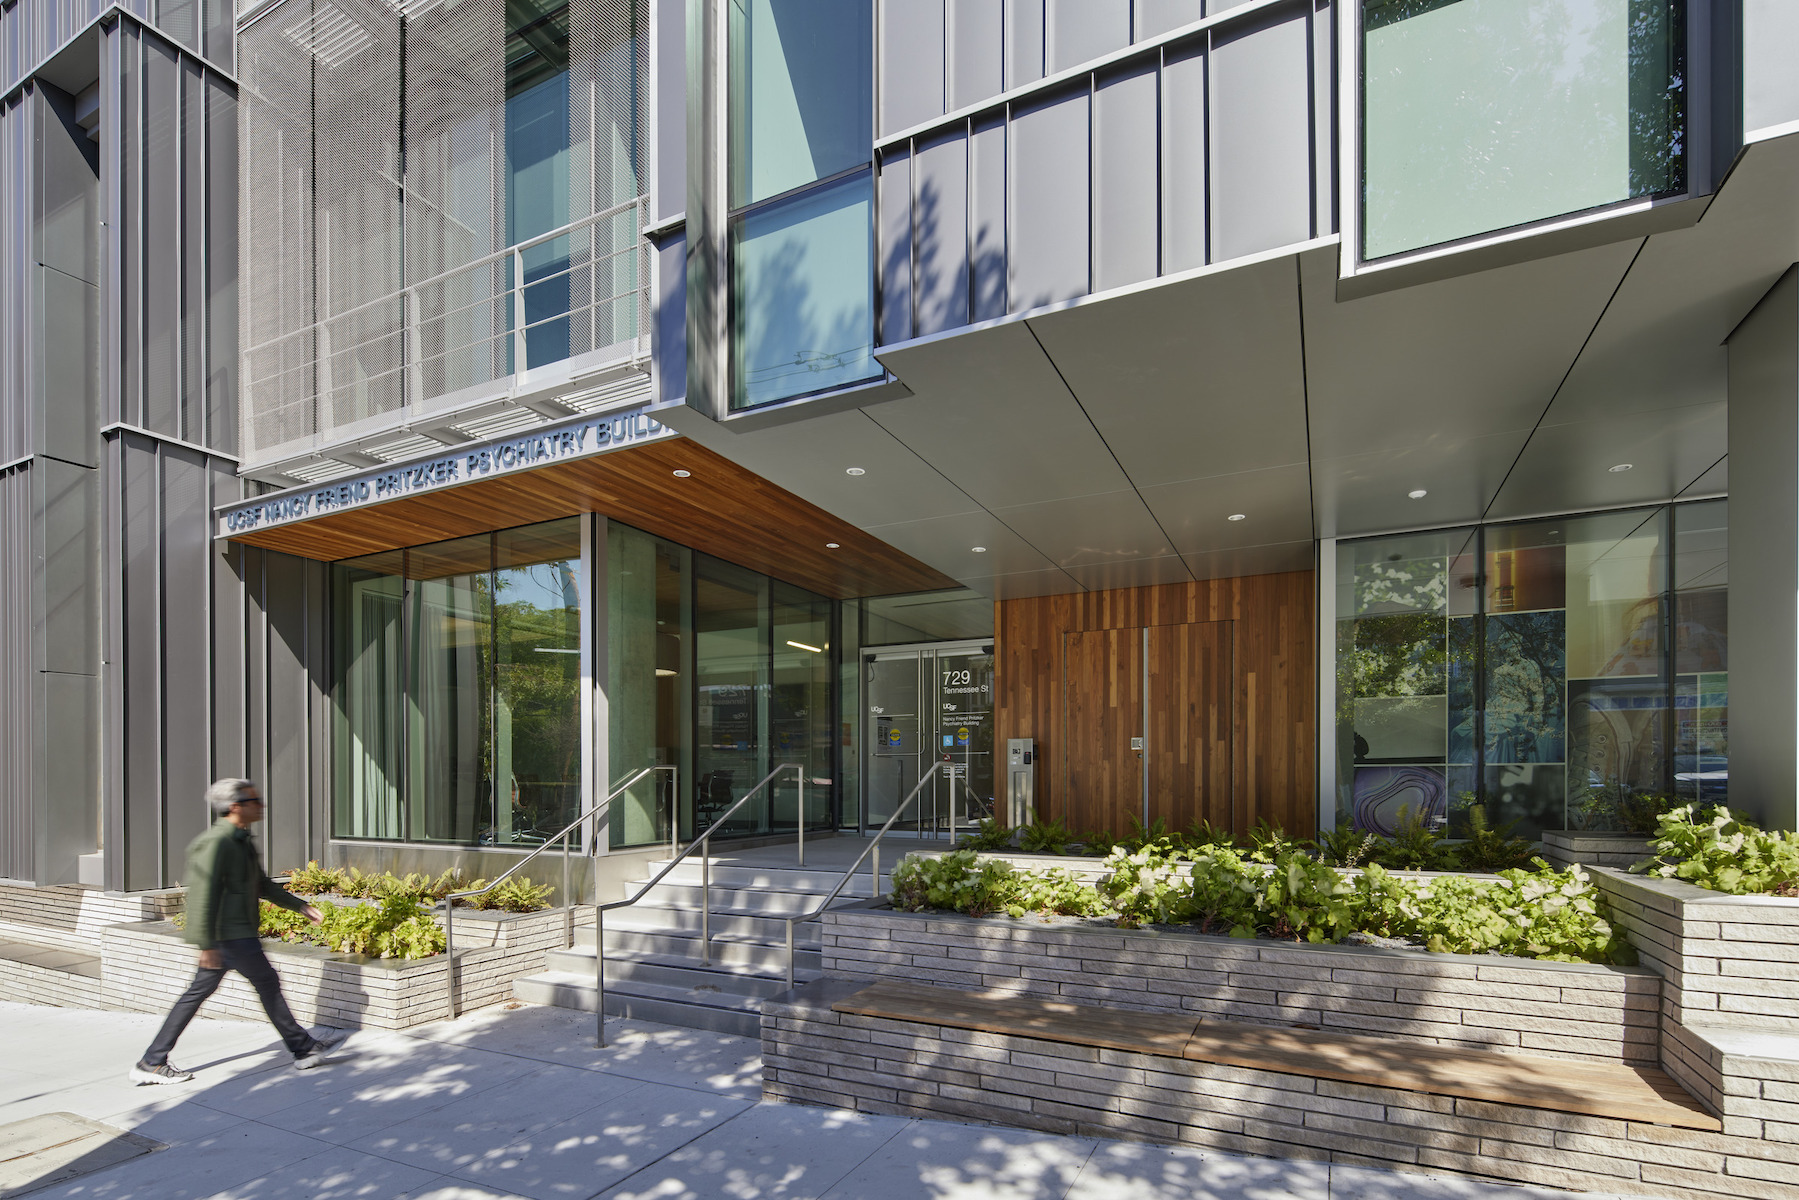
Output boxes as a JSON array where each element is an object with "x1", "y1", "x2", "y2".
[{"x1": 0, "y1": 1000, "x2": 1653, "y2": 1200}]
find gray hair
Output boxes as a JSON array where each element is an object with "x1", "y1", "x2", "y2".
[{"x1": 206, "y1": 778, "x2": 259, "y2": 819}]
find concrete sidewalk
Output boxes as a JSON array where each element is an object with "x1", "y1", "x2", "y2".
[{"x1": 0, "y1": 1000, "x2": 1650, "y2": 1200}]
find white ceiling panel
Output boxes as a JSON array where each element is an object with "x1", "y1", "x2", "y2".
[
  {"x1": 1681, "y1": 455, "x2": 1728, "y2": 498},
  {"x1": 1023, "y1": 254, "x2": 1309, "y2": 487},
  {"x1": 1062, "y1": 554, "x2": 1200, "y2": 592},
  {"x1": 871, "y1": 320, "x2": 1133, "y2": 509},
  {"x1": 1311, "y1": 431, "x2": 1528, "y2": 539},
  {"x1": 1181, "y1": 541, "x2": 1315, "y2": 581},
  {"x1": 960, "y1": 566, "x2": 1090, "y2": 600},
  {"x1": 1485, "y1": 403, "x2": 1727, "y2": 521},
  {"x1": 657, "y1": 406, "x2": 982, "y2": 528},
  {"x1": 990, "y1": 489, "x2": 1181, "y2": 568},
  {"x1": 1300, "y1": 240, "x2": 1639, "y2": 459},
  {"x1": 1138, "y1": 465, "x2": 1314, "y2": 555},
  {"x1": 860, "y1": 508, "x2": 1061, "y2": 579}
]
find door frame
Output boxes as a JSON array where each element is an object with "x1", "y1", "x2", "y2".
[{"x1": 861, "y1": 639, "x2": 995, "y2": 837}]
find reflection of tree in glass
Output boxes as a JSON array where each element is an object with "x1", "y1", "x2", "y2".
[
  {"x1": 1354, "y1": 557, "x2": 1446, "y2": 616},
  {"x1": 491, "y1": 563, "x2": 581, "y2": 839},
  {"x1": 1484, "y1": 611, "x2": 1566, "y2": 764}
]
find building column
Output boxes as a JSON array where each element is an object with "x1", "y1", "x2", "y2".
[{"x1": 1725, "y1": 265, "x2": 1799, "y2": 831}]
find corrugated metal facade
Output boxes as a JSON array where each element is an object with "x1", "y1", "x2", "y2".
[{"x1": 0, "y1": 0, "x2": 232, "y2": 94}]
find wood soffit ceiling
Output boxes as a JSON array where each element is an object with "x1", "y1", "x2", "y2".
[{"x1": 224, "y1": 439, "x2": 959, "y2": 600}]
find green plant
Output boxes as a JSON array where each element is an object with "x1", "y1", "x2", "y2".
[
  {"x1": 1454, "y1": 796, "x2": 1538, "y2": 872},
  {"x1": 284, "y1": 861, "x2": 346, "y2": 896},
  {"x1": 467, "y1": 876, "x2": 555, "y2": 913},
  {"x1": 1373, "y1": 806, "x2": 1456, "y2": 871},
  {"x1": 1317, "y1": 824, "x2": 1381, "y2": 869},
  {"x1": 1359, "y1": 862, "x2": 1634, "y2": 964},
  {"x1": 1119, "y1": 816, "x2": 1173, "y2": 853},
  {"x1": 1183, "y1": 819, "x2": 1237, "y2": 852},
  {"x1": 1614, "y1": 792, "x2": 1679, "y2": 836},
  {"x1": 258, "y1": 901, "x2": 309, "y2": 942},
  {"x1": 1183, "y1": 848, "x2": 1260, "y2": 936},
  {"x1": 890, "y1": 850, "x2": 1020, "y2": 917},
  {"x1": 1099, "y1": 844, "x2": 1195, "y2": 928},
  {"x1": 1572, "y1": 785, "x2": 1677, "y2": 836},
  {"x1": 1075, "y1": 829, "x2": 1118, "y2": 856},
  {"x1": 1018, "y1": 817, "x2": 1074, "y2": 856},
  {"x1": 1637, "y1": 805, "x2": 1799, "y2": 896},
  {"x1": 957, "y1": 817, "x2": 1014, "y2": 853},
  {"x1": 1012, "y1": 867, "x2": 1108, "y2": 918},
  {"x1": 1257, "y1": 852, "x2": 1360, "y2": 943},
  {"x1": 337, "y1": 867, "x2": 387, "y2": 899},
  {"x1": 1244, "y1": 819, "x2": 1314, "y2": 864},
  {"x1": 378, "y1": 872, "x2": 437, "y2": 904}
]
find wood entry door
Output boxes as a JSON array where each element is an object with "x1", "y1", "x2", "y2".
[
  {"x1": 1146, "y1": 621, "x2": 1233, "y2": 833},
  {"x1": 1063, "y1": 622, "x2": 1233, "y2": 835}
]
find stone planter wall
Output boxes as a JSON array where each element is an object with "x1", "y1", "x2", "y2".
[
  {"x1": 0, "y1": 955, "x2": 101, "y2": 1008},
  {"x1": 440, "y1": 904, "x2": 591, "y2": 950},
  {"x1": 0, "y1": 883, "x2": 182, "y2": 952},
  {"x1": 1539, "y1": 832, "x2": 1653, "y2": 871},
  {"x1": 820, "y1": 903, "x2": 1661, "y2": 1065},
  {"x1": 100, "y1": 921, "x2": 545, "y2": 1030}
]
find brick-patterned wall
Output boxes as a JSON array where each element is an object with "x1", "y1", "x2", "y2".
[
  {"x1": 763, "y1": 978, "x2": 1799, "y2": 1200},
  {"x1": 0, "y1": 884, "x2": 183, "y2": 952},
  {"x1": 100, "y1": 922, "x2": 542, "y2": 1030},
  {"x1": 820, "y1": 905, "x2": 1661, "y2": 1065},
  {"x1": 1592, "y1": 868, "x2": 1799, "y2": 1033},
  {"x1": 443, "y1": 905, "x2": 591, "y2": 950},
  {"x1": 0, "y1": 957, "x2": 101, "y2": 1009},
  {"x1": 1539, "y1": 833, "x2": 1654, "y2": 871}
]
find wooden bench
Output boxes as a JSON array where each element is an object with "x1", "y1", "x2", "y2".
[{"x1": 830, "y1": 979, "x2": 1719, "y2": 1132}]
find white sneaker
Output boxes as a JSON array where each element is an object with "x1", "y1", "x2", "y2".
[
  {"x1": 293, "y1": 1028, "x2": 349, "y2": 1070},
  {"x1": 130, "y1": 1060, "x2": 194, "y2": 1085}
]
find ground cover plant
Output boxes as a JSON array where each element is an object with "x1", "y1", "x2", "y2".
[
  {"x1": 1635, "y1": 804, "x2": 1799, "y2": 896},
  {"x1": 171, "y1": 895, "x2": 449, "y2": 960},
  {"x1": 277, "y1": 862, "x2": 554, "y2": 911},
  {"x1": 895, "y1": 843, "x2": 1635, "y2": 965}
]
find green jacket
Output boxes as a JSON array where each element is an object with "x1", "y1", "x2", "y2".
[{"x1": 183, "y1": 819, "x2": 308, "y2": 950}]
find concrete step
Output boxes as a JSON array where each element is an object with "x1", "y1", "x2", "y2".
[
  {"x1": 597, "y1": 905, "x2": 813, "y2": 943},
  {"x1": 622, "y1": 883, "x2": 841, "y2": 917},
  {"x1": 642, "y1": 861, "x2": 891, "y2": 895},
  {"x1": 575, "y1": 925, "x2": 823, "y2": 974},
  {"x1": 544, "y1": 947, "x2": 818, "y2": 999},
  {"x1": 513, "y1": 969, "x2": 764, "y2": 1039}
]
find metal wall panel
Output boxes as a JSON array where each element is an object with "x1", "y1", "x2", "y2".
[
  {"x1": 1207, "y1": 1, "x2": 1312, "y2": 261},
  {"x1": 654, "y1": 235, "x2": 687, "y2": 402},
  {"x1": 1161, "y1": 39, "x2": 1206, "y2": 273},
  {"x1": 654, "y1": 0, "x2": 685, "y2": 221},
  {"x1": 40, "y1": 670, "x2": 98, "y2": 883},
  {"x1": 161, "y1": 446, "x2": 211, "y2": 852},
  {"x1": 1745, "y1": 0, "x2": 1799, "y2": 135},
  {"x1": 1095, "y1": 63, "x2": 1157, "y2": 290},
  {"x1": 0, "y1": 466, "x2": 33, "y2": 881},
  {"x1": 879, "y1": 148, "x2": 914, "y2": 344},
  {"x1": 141, "y1": 35, "x2": 181, "y2": 435},
  {"x1": 1046, "y1": 0, "x2": 1128, "y2": 73},
  {"x1": 969, "y1": 115, "x2": 1005, "y2": 321},
  {"x1": 879, "y1": 0, "x2": 945, "y2": 136},
  {"x1": 915, "y1": 130, "x2": 968, "y2": 336},
  {"x1": 0, "y1": 0, "x2": 229, "y2": 96},
  {"x1": 1007, "y1": 87, "x2": 1088, "y2": 311},
  {"x1": 211, "y1": 468, "x2": 245, "y2": 780},
  {"x1": 1004, "y1": 0, "x2": 1043, "y2": 87},
  {"x1": 947, "y1": 0, "x2": 1002, "y2": 110},
  {"x1": 40, "y1": 456, "x2": 97, "y2": 676},
  {"x1": 118, "y1": 435, "x2": 162, "y2": 889},
  {"x1": 205, "y1": 71, "x2": 236, "y2": 452},
  {"x1": 1133, "y1": 0, "x2": 1203, "y2": 39},
  {"x1": 260, "y1": 547, "x2": 317, "y2": 875}
]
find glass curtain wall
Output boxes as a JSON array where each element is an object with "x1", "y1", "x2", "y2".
[
  {"x1": 607, "y1": 523, "x2": 689, "y2": 848},
  {"x1": 727, "y1": 0, "x2": 879, "y2": 408},
  {"x1": 1334, "y1": 502, "x2": 1723, "y2": 838},
  {"x1": 1361, "y1": 0, "x2": 1686, "y2": 260},
  {"x1": 331, "y1": 518, "x2": 582, "y2": 847}
]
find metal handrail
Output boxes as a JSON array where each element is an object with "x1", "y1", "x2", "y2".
[
  {"x1": 780, "y1": 758, "x2": 953, "y2": 990},
  {"x1": 591, "y1": 761, "x2": 805, "y2": 1046},
  {"x1": 439, "y1": 763, "x2": 675, "y2": 1019}
]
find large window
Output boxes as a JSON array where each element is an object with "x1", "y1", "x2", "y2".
[
  {"x1": 726, "y1": 0, "x2": 879, "y2": 409},
  {"x1": 1361, "y1": 0, "x2": 1685, "y2": 260},
  {"x1": 1334, "y1": 503, "x2": 1724, "y2": 839},
  {"x1": 331, "y1": 519, "x2": 583, "y2": 847}
]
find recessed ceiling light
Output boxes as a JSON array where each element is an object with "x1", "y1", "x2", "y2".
[
  {"x1": 1408, "y1": 489, "x2": 1428, "y2": 500},
  {"x1": 972, "y1": 546, "x2": 987, "y2": 553},
  {"x1": 1226, "y1": 514, "x2": 1247, "y2": 522},
  {"x1": 845, "y1": 467, "x2": 866, "y2": 476},
  {"x1": 672, "y1": 469, "x2": 691, "y2": 478},
  {"x1": 1609, "y1": 463, "x2": 1633, "y2": 473},
  {"x1": 825, "y1": 542, "x2": 840, "y2": 549}
]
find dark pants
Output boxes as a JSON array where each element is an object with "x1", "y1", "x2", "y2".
[{"x1": 142, "y1": 938, "x2": 314, "y2": 1065}]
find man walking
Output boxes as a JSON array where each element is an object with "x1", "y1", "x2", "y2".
[{"x1": 131, "y1": 779, "x2": 347, "y2": 1083}]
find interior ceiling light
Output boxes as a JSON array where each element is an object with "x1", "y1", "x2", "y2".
[
  {"x1": 672, "y1": 469, "x2": 691, "y2": 478},
  {"x1": 825, "y1": 542, "x2": 840, "y2": 549},
  {"x1": 845, "y1": 467, "x2": 866, "y2": 476},
  {"x1": 787, "y1": 640, "x2": 824, "y2": 653},
  {"x1": 1408, "y1": 489, "x2": 1428, "y2": 499},
  {"x1": 1609, "y1": 463, "x2": 1633, "y2": 473},
  {"x1": 1227, "y1": 514, "x2": 1247, "y2": 522},
  {"x1": 971, "y1": 546, "x2": 988, "y2": 553},
  {"x1": 655, "y1": 668, "x2": 678, "y2": 677}
]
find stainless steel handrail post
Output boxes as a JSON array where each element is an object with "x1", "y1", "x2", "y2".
[
  {"x1": 444, "y1": 901, "x2": 457, "y2": 1018},
  {"x1": 701, "y1": 833, "x2": 711, "y2": 966},
  {"x1": 783, "y1": 760, "x2": 947, "y2": 990},
  {"x1": 797, "y1": 771, "x2": 805, "y2": 868},
  {"x1": 562, "y1": 828, "x2": 573, "y2": 948},
  {"x1": 595, "y1": 903, "x2": 606, "y2": 1047}
]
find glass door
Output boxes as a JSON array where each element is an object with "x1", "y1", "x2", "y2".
[{"x1": 863, "y1": 642, "x2": 994, "y2": 836}]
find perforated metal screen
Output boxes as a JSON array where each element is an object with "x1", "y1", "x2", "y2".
[{"x1": 238, "y1": 0, "x2": 648, "y2": 461}]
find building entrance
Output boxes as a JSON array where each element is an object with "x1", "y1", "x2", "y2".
[{"x1": 864, "y1": 642, "x2": 995, "y2": 837}]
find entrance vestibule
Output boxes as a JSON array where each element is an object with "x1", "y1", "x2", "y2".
[{"x1": 864, "y1": 642, "x2": 996, "y2": 838}]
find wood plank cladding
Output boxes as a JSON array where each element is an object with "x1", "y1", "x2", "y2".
[
  {"x1": 996, "y1": 571, "x2": 1315, "y2": 837},
  {"x1": 224, "y1": 439, "x2": 958, "y2": 600}
]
